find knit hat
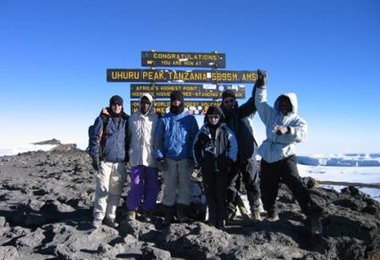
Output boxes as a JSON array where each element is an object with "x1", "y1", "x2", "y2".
[
  {"x1": 222, "y1": 89, "x2": 236, "y2": 100},
  {"x1": 170, "y1": 90, "x2": 184, "y2": 103},
  {"x1": 109, "y1": 95, "x2": 123, "y2": 107}
]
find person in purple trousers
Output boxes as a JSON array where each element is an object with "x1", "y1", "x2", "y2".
[{"x1": 126, "y1": 93, "x2": 160, "y2": 220}]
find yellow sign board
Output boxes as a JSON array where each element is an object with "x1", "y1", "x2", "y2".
[{"x1": 107, "y1": 69, "x2": 258, "y2": 83}]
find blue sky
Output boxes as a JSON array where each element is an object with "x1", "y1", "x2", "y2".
[{"x1": 1, "y1": 0, "x2": 379, "y2": 154}]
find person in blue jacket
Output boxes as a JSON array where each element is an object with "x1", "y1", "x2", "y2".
[
  {"x1": 254, "y1": 70, "x2": 323, "y2": 235},
  {"x1": 88, "y1": 95, "x2": 129, "y2": 228},
  {"x1": 155, "y1": 90, "x2": 199, "y2": 225},
  {"x1": 193, "y1": 106, "x2": 238, "y2": 229}
]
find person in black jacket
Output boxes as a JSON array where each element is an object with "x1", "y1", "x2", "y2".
[
  {"x1": 220, "y1": 89, "x2": 262, "y2": 222},
  {"x1": 193, "y1": 106, "x2": 238, "y2": 229}
]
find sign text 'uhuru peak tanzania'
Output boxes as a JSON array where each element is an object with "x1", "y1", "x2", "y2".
[{"x1": 107, "y1": 69, "x2": 258, "y2": 83}]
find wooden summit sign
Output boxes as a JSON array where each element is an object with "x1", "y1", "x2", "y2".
[
  {"x1": 130, "y1": 83, "x2": 245, "y2": 99},
  {"x1": 107, "y1": 69, "x2": 258, "y2": 83},
  {"x1": 141, "y1": 51, "x2": 226, "y2": 68}
]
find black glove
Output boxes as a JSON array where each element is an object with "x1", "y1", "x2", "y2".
[
  {"x1": 254, "y1": 69, "x2": 267, "y2": 88},
  {"x1": 157, "y1": 157, "x2": 166, "y2": 170},
  {"x1": 91, "y1": 155, "x2": 100, "y2": 171},
  {"x1": 125, "y1": 154, "x2": 129, "y2": 163}
]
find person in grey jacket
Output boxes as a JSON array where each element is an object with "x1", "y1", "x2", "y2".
[
  {"x1": 254, "y1": 70, "x2": 323, "y2": 235},
  {"x1": 88, "y1": 95, "x2": 129, "y2": 228}
]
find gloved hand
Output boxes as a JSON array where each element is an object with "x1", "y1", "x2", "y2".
[
  {"x1": 91, "y1": 155, "x2": 100, "y2": 171},
  {"x1": 254, "y1": 69, "x2": 267, "y2": 89},
  {"x1": 157, "y1": 157, "x2": 166, "y2": 170},
  {"x1": 273, "y1": 125, "x2": 290, "y2": 135},
  {"x1": 125, "y1": 154, "x2": 129, "y2": 163}
]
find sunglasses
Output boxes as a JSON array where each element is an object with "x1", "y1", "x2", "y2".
[
  {"x1": 141, "y1": 100, "x2": 151, "y2": 105},
  {"x1": 207, "y1": 114, "x2": 220, "y2": 119},
  {"x1": 112, "y1": 103, "x2": 122, "y2": 107},
  {"x1": 223, "y1": 98, "x2": 235, "y2": 104}
]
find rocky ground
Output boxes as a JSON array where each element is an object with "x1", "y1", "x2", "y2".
[{"x1": 0, "y1": 143, "x2": 379, "y2": 259}]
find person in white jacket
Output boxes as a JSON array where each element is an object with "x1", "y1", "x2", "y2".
[
  {"x1": 126, "y1": 93, "x2": 159, "y2": 220},
  {"x1": 254, "y1": 70, "x2": 323, "y2": 235}
]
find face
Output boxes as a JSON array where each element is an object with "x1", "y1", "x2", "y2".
[
  {"x1": 278, "y1": 97, "x2": 292, "y2": 115},
  {"x1": 111, "y1": 103, "x2": 122, "y2": 114},
  {"x1": 171, "y1": 100, "x2": 182, "y2": 107},
  {"x1": 140, "y1": 98, "x2": 151, "y2": 114},
  {"x1": 223, "y1": 97, "x2": 235, "y2": 109},
  {"x1": 207, "y1": 114, "x2": 220, "y2": 125}
]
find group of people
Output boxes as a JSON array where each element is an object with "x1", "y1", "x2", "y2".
[{"x1": 88, "y1": 70, "x2": 323, "y2": 235}]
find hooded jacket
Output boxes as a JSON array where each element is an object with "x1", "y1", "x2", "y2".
[
  {"x1": 155, "y1": 110, "x2": 199, "y2": 161},
  {"x1": 128, "y1": 93, "x2": 159, "y2": 167},
  {"x1": 89, "y1": 108, "x2": 129, "y2": 162},
  {"x1": 193, "y1": 122, "x2": 238, "y2": 174},
  {"x1": 255, "y1": 87, "x2": 307, "y2": 163}
]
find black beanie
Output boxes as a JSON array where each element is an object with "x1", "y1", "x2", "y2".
[
  {"x1": 170, "y1": 90, "x2": 184, "y2": 103},
  {"x1": 109, "y1": 95, "x2": 123, "y2": 107},
  {"x1": 222, "y1": 89, "x2": 236, "y2": 100}
]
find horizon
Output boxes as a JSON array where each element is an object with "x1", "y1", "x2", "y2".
[{"x1": 1, "y1": 0, "x2": 379, "y2": 154}]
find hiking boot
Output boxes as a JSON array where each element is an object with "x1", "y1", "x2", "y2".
[
  {"x1": 176, "y1": 204, "x2": 190, "y2": 223},
  {"x1": 162, "y1": 205, "x2": 175, "y2": 226},
  {"x1": 216, "y1": 219, "x2": 226, "y2": 230},
  {"x1": 265, "y1": 212, "x2": 279, "y2": 222},
  {"x1": 306, "y1": 209, "x2": 323, "y2": 235},
  {"x1": 91, "y1": 218, "x2": 102, "y2": 229},
  {"x1": 127, "y1": 211, "x2": 136, "y2": 221},
  {"x1": 103, "y1": 218, "x2": 119, "y2": 228},
  {"x1": 140, "y1": 211, "x2": 153, "y2": 221},
  {"x1": 251, "y1": 211, "x2": 262, "y2": 222}
]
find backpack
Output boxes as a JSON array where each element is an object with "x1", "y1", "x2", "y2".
[{"x1": 87, "y1": 114, "x2": 109, "y2": 157}]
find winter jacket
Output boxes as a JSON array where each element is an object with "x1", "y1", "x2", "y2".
[
  {"x1": 255, "y1": 87, "x2": 307, "y2": 163},
  {"x1": 155, "y1": 110, "x2": 199, "y2": 161},
  {"x1": 193, "y1": 123, "x2": 238, "y2": 173},
  {"x1": 220, "y1": 97, "x2": 258, "y2": 160},
  {"x1": 128, "y1": 93, "x2": 159, "y2": 167},
  {"x1": 89, "y1": 108, "x2": 129, "y2": 162}
]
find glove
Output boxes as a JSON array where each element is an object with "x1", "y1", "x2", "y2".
[
  {"x1": 91, "y1": 155, "x2": 100, "y2": 171},
  {"x1": 157, "y1": 157, "x2": 166, "y2": 170},
  {"x1": 254, "y1": 69, "x2": 267, "y2": 89},
  {"x1": 194, "y1": 164, "x2": 201, "y2": 171},
  {"x1": 125, "y1": 153, "x2": 129, "y2": 163}
]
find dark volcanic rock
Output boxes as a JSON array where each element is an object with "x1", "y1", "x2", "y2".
[{"x1": 0, "y1": 147, "x2": 379, "y2": 259}]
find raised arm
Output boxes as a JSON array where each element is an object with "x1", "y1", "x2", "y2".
[{"x1": 254, "y1": 70, "x2": 276, "y2": 125}]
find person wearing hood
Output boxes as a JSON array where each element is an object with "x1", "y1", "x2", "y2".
[
  {"x1": 193, "y1": 106, "x2": 238, "y2": 229},
  {"x1": 88, "y1": 95, "x2": 129, "y2": 228},
  {"x1": 126, "y1": 93, "x2": 160, "y2": 221},
  {"x1": 220, "y1": 89, "x2": 262, "y2": 222},
  {"x1": 254, "y1": 70, "x2": 323, "y2": 235},
  {"x1": 155, "y1": 90, "x2": 199, "y2": 224}
]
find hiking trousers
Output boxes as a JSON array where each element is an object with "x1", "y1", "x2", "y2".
[
  {"x1": 127, "y1": 165, "x2": 159, "y2": 212},
  {"x1": 260, "y1": 155, "x2": 315, "y2": 216},
  {"x1": 93, "y1": 161, "x2": 127, "y2": 221},
  {"x1": 203, "y1": 170, "x2": 229, "y2": 223},
  {"x1": 161, "y1": 158, "x2": 193, "y2": 206},
  {"x1": 226, "y1": 158, "x2": 261, "y2": 217}
]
